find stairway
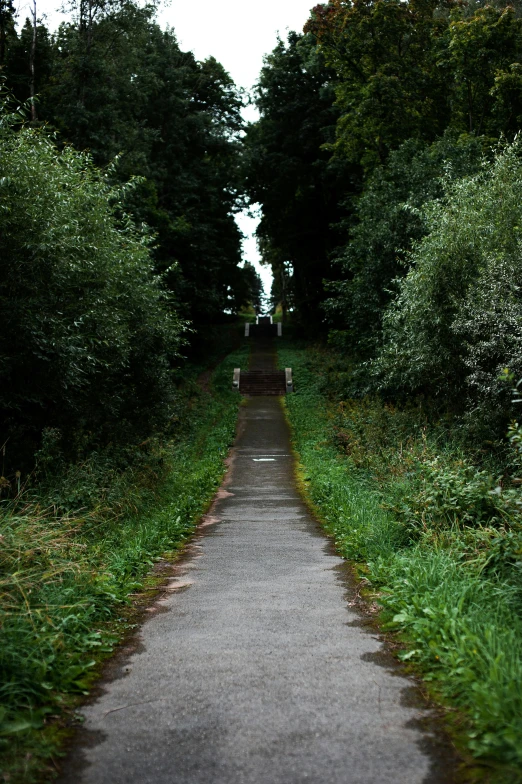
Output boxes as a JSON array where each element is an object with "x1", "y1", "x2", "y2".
[
  {"x1": 234, "y1": 320, "x2": 291, "y2": 395},
  {"x1": 248, "y1": 323, "x2": 278, "y2": 338},
  {"x1": 239, "y1": 370, "x2": 286, "y2": 396}
]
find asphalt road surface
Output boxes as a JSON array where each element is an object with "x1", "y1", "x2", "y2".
[{"x1": 59, "y1": 394, "x2": 455, "y2": 784}]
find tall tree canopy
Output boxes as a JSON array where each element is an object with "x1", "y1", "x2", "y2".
[
  {"x1": 305, "y1": 0, "x2": 452, "y2": 171},
  {"x1": 245, "y1": 0, "x2": 522, "y2": 433},
  {"x1": 1, "y1": 0, "x2": 257, "y2": 325},
  {"x1": 244, "y1": 31, "x2": 354, "y2": 332},
  {"x1": 0, "y1": 0, "x2": 262, "y2": 472}
]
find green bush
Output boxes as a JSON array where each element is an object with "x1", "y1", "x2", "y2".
[
  {"x1": 0, "y1": 97, "x2": 185, "y2": 471},
  {"x1": 385, "y1": 458, "x2": 509, "y2": 531},
  {"x1": 373, "y1": 139, "x2": 522, "y2": 437},
  {"x1": 325, "y1": 132, "x2": 482, "y2": 360},
  {"x1": 454, "y1": 258, "x2": 522, "y2": 437}
]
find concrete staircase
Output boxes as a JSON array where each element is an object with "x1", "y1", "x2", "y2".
[
  {"x1": 233, "y1": 317, "x2": 292, "y2": 396},
  {"x1": 248, "y1": 323, "x2": 279, "y2": 339},
  {"x1": 239, "y1": 370, "x2": 286, "y2": 396}
]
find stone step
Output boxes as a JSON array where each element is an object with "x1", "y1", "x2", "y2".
[
  {"x1": 240, "y1": 384, "x2": 286, "y2": 388},
  {"x1": 240, "y1": 385, "x2": 286, "y2": 390},
  {"x1": 248, "y1": 324, "x2": 279, "y2": 338},
  {"x1": 241, "y1": 391, "x2": 285, "y2": 396},
  {"x1": 241, "y1": 377, "x2": 286, "y2": 382},
  {"x1": 239, "y1": 370, "x2": 286, "y2": 396},
  {"x1": 240, "y1": 370, "x2": 284, "y2": 374}
]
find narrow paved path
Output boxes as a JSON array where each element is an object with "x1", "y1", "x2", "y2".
[{"x1": 60, "y1": 353, "x2": 454, "y2": 784}]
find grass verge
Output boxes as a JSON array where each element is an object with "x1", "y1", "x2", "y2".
[
  {"x1": 279, "y1": 341, "x2": 522, "y2": 784},
  {"x1": 0, "y1": 343, "x2": 248, "y2": 783}
]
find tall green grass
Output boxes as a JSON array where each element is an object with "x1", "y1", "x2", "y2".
[
  {"x1": 0, "y1": 344, "x2": 248, "y2": 782},
  {"x1": 279, "y1": 343, "x2": 522, "y2": 782}
]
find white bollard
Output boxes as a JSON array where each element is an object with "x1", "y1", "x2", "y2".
[
  {"x1": 233, "y1": 368, "x2": 241, "y2": 390},
  {"x1": 285, "y1": 368, "x2": 293, "y2": 393}
]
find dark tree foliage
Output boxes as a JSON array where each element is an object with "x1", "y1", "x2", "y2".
[
  {"x1": 445, "y1": 4, "x2": 522, "y2": 137},
  {"x1": 0, "y1": 0, "x2": 15, "y2": 64},
  {"x1": 0, "y1": 98, "x2": 185, "y2": 469},
  {"x1": 304, "y1": 0, "x2": 522, "y2": 369},
  {"x1": 45, "y1": 5, "x2": 247, "y2": 323},
  {"x1": 2, "y1": 0, "x2": 253, "y2": 326},
  {"x1": 241, "y1": 262, "x2": 265, "y2": 314},
  {"x1": 306, "y1": 0, "x2": 522, "y2": 167},
  {"x1": 245, "y1": 0, "x2": 522, "y2": 434},
  {"x1": 324, "y1": 132, "x2": 483, "y2": 359},
  {"x1": 244, "y1": 32, "x2": 356, "y2": 333},
  {"x1": 0, "y1": 1, "x2": 258, "y2": 475},
  {"x1": 372, "y1": 138, "x2": 522, "y2": 427},
  {"x1": 3, "y1": 18, "x2": 53, "y2": 103},
  {"x1": 305, "y1": 0, "x2": 453, "y2": 171}
]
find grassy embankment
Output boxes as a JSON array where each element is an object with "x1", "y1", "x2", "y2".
[
  {"x1": 279, "y1": 341, "x2": 522, "y2": 784},
  {"x1": 0, "y1": 343, "x2": 248, "y2": 783}
]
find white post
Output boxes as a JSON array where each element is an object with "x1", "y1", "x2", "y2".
[
  {"x1": 277, "y1": 323, "x2": 282, "y2": 337},
  {"x1": 232, "y1": 368, "x2": 241, "y2": 390},
  {"x1": 245, "y1": 322, "x2": 250, "y2": 337},
  {"x1": 285, "y1": 368, "x2": 293, "y2": 393}
]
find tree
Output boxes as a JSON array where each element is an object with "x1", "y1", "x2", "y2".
[
  {"x1": 0, "y1": 96, "x2": 185, "y2": 467},
  {"x1": 2, "y1": 14, "x2": 53, "y2": 115},
  {"x1": 324, "y1": 132, "x2": 482, "y2": 359},
  {"x1": 42, "y1": 7, "x2": 246, "y2": 324},
  {"x1": 446, "y1": 4, "x2": 522, "y2": 137},
  {"x1": 372, "y1": 138, "x2": 522, "y2": 425},
  {"x1": 0, "y1": 0, "x2": 14, "y2": 65},
  {"x1": 245, "y1": 31, "x2": 353, "y2": 331},
  {"x1": 306, "y1": 0, "x2": 452, "y2": 172},
  {"x1": 241, "y1": 262, "x2": 264, "y2": 314},
  {"x1": 28, "y1": 0, "x2": 36, "y2": 120}
]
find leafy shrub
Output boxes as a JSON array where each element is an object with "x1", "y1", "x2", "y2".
[
  {"x1": 385, "y1": 458, "x2": 509, "y2": 532},
  {"x1": 373, "y1": 138, "x2": 522, "y2": 436},
  {"x1": 374, "y1": 141, "x2": 522, "y2": 393},
  {"x1": 332, "y1": 393, "x2": 517, "y2": 533},
  {"x1": 453, "y1": 253, "x2": 522, "y2": 436},
  {"x1": 324, "y1": 132, "x2": 482, "y2": 359},
  {"x1": 0, "y1": 97, "x2": 185, "y2": 471},
  {"x1": 332, "y1": 395, "x2": 428, "y2": 472}
]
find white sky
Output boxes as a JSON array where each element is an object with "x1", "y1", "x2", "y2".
[{"x1": 17, "y1": 0, "x2": 316, "y2": 300}]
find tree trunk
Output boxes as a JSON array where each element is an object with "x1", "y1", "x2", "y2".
[
  {"x1": 467, "y1": 80, "x2": 473, "y2": 133},
  {"x1": 0, "y1": 0, "x2": 14, "y2": 66},
  {"x1": 0, "y1": 17, "x2": 5, "y2": 64},
  {"x1": 29, "y1": 0, "x2": 37, "y2": 121},
  {"x1": 281, "y1": 266, "x2": 287, "y2": 324}
]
